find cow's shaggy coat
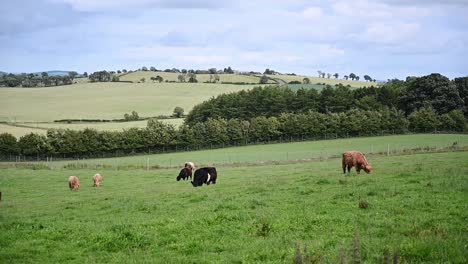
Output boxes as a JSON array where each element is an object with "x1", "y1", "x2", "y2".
[
  {"x1": 191, "y1": 167, "x2": 217, "y2": 187},
  {"x1": 68, "y1": 176, "x2": 80, "y2": 190},
  {"x1": 93, "y1": 173, "x2": 103, "y2": 187},
  {"x1": 342, "y1": 151, "x2": 372, "y2": 174}
]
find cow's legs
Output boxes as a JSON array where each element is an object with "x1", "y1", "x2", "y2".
[{"x1": 347, "y1": 166, "x2": 351, "y2": 173}]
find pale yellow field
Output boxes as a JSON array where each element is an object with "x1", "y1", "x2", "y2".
[
  {"x1": 0, "y1": 82, "x2": 254, "y2": 122},
  {"x1": 1, "y1": 119, "x2": 184, "y2": 138},
  {"x1": 119, "y1": 71, "x2": 271, "y2": 83},
  {"x1": 269, "y1": 74, "x2": 377, "y2": 87},
  {"x1": 0, "y1": 124, "x2": 46, "y2": 137}
]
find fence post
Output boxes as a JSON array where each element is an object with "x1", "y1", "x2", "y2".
[
  {"x1": 146, "y1": 158, "x2": 149, "y2": 171},
  {"x1": 387, "y1": 144, "x2": 390, "y2": 156}
]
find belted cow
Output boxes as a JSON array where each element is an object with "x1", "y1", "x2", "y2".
[
  {"x1": 191, "y1": 167, "x2": 217, "y2": 187},
  {"x1": 342, "y1": 151, "x2": 372, "y2": 174}
]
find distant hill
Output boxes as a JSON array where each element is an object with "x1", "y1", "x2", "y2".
[{"x1": 42, "y1": 70, "x2": 74, "y2": 76}]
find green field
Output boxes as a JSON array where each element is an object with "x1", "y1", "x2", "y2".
[
  {"x1": 0, "y1": 82, "x2": 254, "y2": 123},
  {"x1": 1, "y1": 150, "x2": 466, "y2": 262},
  {"x1": 270, "y1": 74, "x2": 377, "y2": 88},
  {"x1": 34, "y1": 134, "x2": 468, "y2": 169},
  {"x1": 119, "y1": 71, "x2": 274, "y2": 84}
]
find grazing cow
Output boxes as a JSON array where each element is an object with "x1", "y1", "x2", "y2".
[
  {"x1": 191, "y1": 167, "x2": 217, "y2": 187},
  {"x1": 342, "y1": 151, "x2": 372, "y2": 174},
  {"x1": 177, "y1": 167, "x2": 193, "y2": 181},
  {"x1": 68, "y1": 176, "x2": 80, "y2": 190},
  {"x1": 93, "y1": 173, "x2": 103, "y2": 187},
  {"x1": 177, "y1": 162, "x2": 196, "y2": 181}
]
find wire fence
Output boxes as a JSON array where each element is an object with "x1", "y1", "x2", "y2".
[{"x1": 1, "y1": 131, "x2": 466, "y2": 170}]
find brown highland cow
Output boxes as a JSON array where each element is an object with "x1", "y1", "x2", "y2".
[
  {"x1": 342, "y1": 151, "x2": 372, "y2": 174},
  {"x1": 68, "y1": 176, "x2": 80, "y2": 190},
  {"x1": 93, "y1": 173, "x2": 103, "y2": 187}
]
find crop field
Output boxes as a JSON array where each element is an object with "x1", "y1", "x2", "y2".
[
  {"x1": 2, "y1": 118, "x2": 185, "y2": 138},
  {"x1": 30, "y1": 134, "x2": 468, "y2": 169},
  {"x1": 0, "y1": 124, "x2": 46, "y2": 137},
  {"x1": 0, "y1": 150, "x2": 466, "y2": 263},
  {"x1": 270, "y1": 74, "x2": 377, "y2": 88},
  {"x1": 0, "y1": 82, "x2": 254, "y2": 123},
  {"x1": 119, "y1": 71, "x2": 274, "y2": 84}
]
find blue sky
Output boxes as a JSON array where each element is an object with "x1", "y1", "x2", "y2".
[{"x1": 1, "y1": 0, "x2": 467, "y2": 80}]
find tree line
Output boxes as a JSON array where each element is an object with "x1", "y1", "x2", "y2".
[
  {"x1": 186, "y1": 74, "x2": 468, "y2": 125},
  {"x1": 0, "y1": 107, "x2": 465, "y2": 159},
  {"x1": 0, "y1": 72, "x2": 79, "y2": 87}
]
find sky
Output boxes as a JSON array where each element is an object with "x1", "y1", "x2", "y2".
[{"x1": 0, "y1": 0, "x2": 467, "y2": 80}]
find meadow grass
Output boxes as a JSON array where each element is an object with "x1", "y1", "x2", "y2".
[
  {"x1": 0, "y1": 82, "x2": 253, "y2": 122},
  {"x1": 0, "y1": 151, "x2": 466, "y2": 263},
  {"x1": 119, "y1": 71, "x2": 271, "y2": 84},
  {"x1": 41, "y1": 134, "x2": 468, "y2": 169}
]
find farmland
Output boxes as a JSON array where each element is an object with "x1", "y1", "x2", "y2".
[
  {"x1": 119, "y1": 71, "x2": 275, "y2": 84},
  {"x1": 267, "y1": 74, "x2": 377, "y2": 88},
  {"x1": 0, "y1": 149, "x2": 466, "y2": 262},
  {"x1": 0, "y1": 82, "x2": 255, "y2": 123}
]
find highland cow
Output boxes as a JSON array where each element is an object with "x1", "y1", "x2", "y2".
[
  {"x1": 191, "y1": 167, "x2": 217, "y2": 187},
  {"x1": 68, "y1": 176, "x2": 80, "y2": 190},
  {"x1": 342, "y1": 151, "x2": 372, "y2": 174},
  {"x1": 93, "y1": 173, "x2": 103, "y2": 187}
]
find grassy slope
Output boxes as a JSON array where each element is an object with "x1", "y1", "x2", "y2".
[
  {"x1": 43, "y1": 134, "x2": 468, "y2": 168},
  {"x1": 119, "y1": 71, "x2": 271, "y2": 84},
  {"x1": 0, "y1": 82, "x2": 253, "y2": 122},
  {"x1": 271, "y1": 74, "x2": 377, "y2": 88},
  {"x1": 0, "y1": 151, "x2": 466, "y2": 262}
]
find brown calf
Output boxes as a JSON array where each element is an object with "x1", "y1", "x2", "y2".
[{"x1": 68, "y1": 176, "x2": 80, "y2": 190}]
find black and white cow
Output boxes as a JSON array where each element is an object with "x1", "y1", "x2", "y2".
[{"x1": 191, "y1": 167, "x2": 217, "y2": 187}]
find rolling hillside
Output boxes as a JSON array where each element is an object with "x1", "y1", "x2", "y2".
[{"x1": 0, "y1": 82, "x2": 254, "y2": 123}]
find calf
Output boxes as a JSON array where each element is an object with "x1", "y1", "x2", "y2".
[
  {"x1": 342, "y1": 151, "x2": 372, "y2": 174},
  {"x1": 93, "y1": 173, "x2": 103, "y2": 187},
  {"x1": 68, "y1": 176, "x2": 80, "y2": 190},
  {"x1": 177, "y1": 167, "x2": 193, "y2": 181},
  {"x1": 191, "y1": 167, "x2": 217, "y2": 187}
]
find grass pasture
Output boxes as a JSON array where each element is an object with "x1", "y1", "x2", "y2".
[
  {"x1": 42, "y1": 134, "x2": 468, "y2": 169},
  {"x1": 0, "y1": 151, "x2": 467, "y2": 263},
  {"x1": 0, "y1": 82, "x2": 253, "y2": 122}
]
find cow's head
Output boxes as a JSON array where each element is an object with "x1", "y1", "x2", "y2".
[{"x1": 364, "y1": 165, "x2": 372, "y2": 174}]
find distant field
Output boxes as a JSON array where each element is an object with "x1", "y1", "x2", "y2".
[
  {"x1": 39, "y1": 134, "x2": 468, "y2": 169},
  {"x1": 0, "y1": 82, "x2": 254, "y2": 122},
  {"x1": 0, "y1": 124, "x2": 46, "y2": 137},
  {"x1": 1, "y1": 151, "x2": 466, "y2": 262},
  {"x1": 271, "y1": 74, "x2": 377, "y2": 88},
  {"x1": 1, "y1": 119, "x2": 185, "y2": 138},
  {"x1": 119, "y1": 71, "x2": 274, "y2": 84}
]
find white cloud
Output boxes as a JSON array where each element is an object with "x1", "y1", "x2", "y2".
[{"x1": 302, "y1": 7, "x2": 323, "y2": 19}]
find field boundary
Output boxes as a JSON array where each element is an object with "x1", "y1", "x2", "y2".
[{"x1": 2, "y1": 145, "x2": 466, "y2": 171}]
